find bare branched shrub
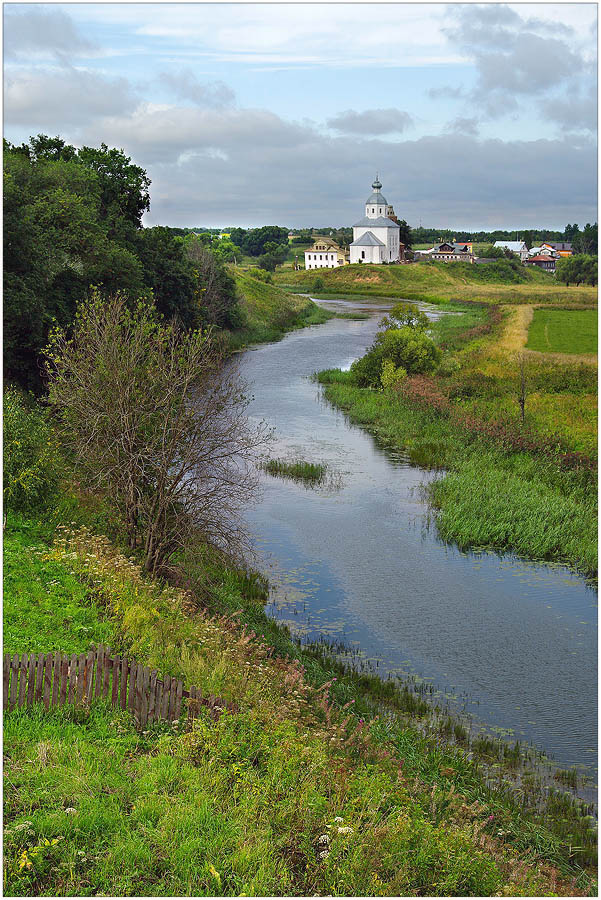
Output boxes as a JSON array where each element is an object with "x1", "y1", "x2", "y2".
[{"x1": 45, "y1": 292, "x2": 271, "y2": 573}]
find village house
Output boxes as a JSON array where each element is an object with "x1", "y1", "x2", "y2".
[
  {"x1": 349, "y1": 177, "x2": 403, "y2": 264},
  {"x1": 304, "y1": 236, "x2": 348, "y2": 269},
  {"x1": 524, "y1": 254, "x2": 557, "y2": 273},
  {"x1": 493, "y1": 240, "x2": 529, "y2": 261},
  {"x1": 415, "y1": 240, "x2": 474, "y2": 262},
  {"x1": 547, "y1": 241, "x2": 573, "y2": 257}
]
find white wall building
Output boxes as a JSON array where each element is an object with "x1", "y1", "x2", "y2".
[
  {"x1": 493, "y1": 240, "x2": 529, "y2": 261},
  {"x1": 304, "y1": 237, "x2": 347, "y2": 269},
  {"x1": 350, "y1": 177, "x2": 401, "y2": 264}
]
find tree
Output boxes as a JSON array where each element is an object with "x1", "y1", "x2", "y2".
[
  {"x1": 572, "y1": 223, "x2": 597, "y2": 255},
  {"x1": 45, "y1": 294, "x2": 271, "y2": 574},
  {"x1": 135, "y1": 226, "x2": 197, "y2": 327},
  {"x1": 184, "y1": 236, "x2": 241, "y2": 328},
  {"x1": 351, "y1": 326, "x2": 441, "y2": 387},
  {"x1": 379, "y1": 301, "x2": 429, "y2": 331},
  {"x1": 556, "y1": 254, "x2": 597, "y2": 286},
  {"x1": 397, "y1": 219, "x2": 413, "y2": 250}
]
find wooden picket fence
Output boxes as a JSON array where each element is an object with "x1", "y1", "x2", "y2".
[{"x1": 3, "y1": 646, "x2": 234, "y2": 727}]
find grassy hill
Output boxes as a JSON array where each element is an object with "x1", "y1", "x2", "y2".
[
  {"x1": 275, "y1": 261, "x2": 597, "y2": 306},
  {"x1": 229, "y1": 269, "x2": 330, "y2": 346}
]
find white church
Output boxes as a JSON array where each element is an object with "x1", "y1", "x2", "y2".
[
  {"x1": 304, "y1": 176, "x2": 402, "y2": 269},
  {"x1": 350, "y1": 176, "x2": 401, "y2": 264}
]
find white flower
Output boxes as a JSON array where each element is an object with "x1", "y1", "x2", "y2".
[
  {"x1": 317, "y1": 834, "x2": 330, "y2": 844},
  {"x1": 337, "y1": 826, "x2": 353, "y2": 835},
  {"x1": 64, "y1": 808, "x2": 78, "y2": 815},
  {"x1": 333, "y1": 816, "x2": 344, "y2": 823},
  {"x1": 319, "y1": 850, "x2": 330, "y2": 859}
]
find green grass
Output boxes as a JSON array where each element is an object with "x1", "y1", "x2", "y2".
[
  {"x1": 274, "y1": 262, "x2": 597, "y2": 306},
  {"x1": 526, "y1": 308, "x2": 598, "y2": 354},
  {"x1": 4, "y1": 515, "x2": 596, "y2": 895},
  {"x1": 262, "y1": 458, "x2": 328, "y2": 485},
  {"x1": 3, "y1": 516, "x2": 115, "y2": 654},
  {"x1": 317, "y1": 376, "x2": 597, "y2": 576},
  {"x1": 227, "y1": 269, "x2": 334, "y2": 348}
]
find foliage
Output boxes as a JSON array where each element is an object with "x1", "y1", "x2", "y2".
[
  {"x1": 45, "y1": 294, "x2": 270, "y2": 572},
  {"x1": 312, "y1": 276, "x2": 325, "y2": 291},
  {"x1": 379, "y1": 301, "x2": 430, "y2": 330},
  {"x1": 184, "y1": 236, "x2": 242, "y2": 328},
  {"x1": 351, "y1": 327, "x2": 441, "y2": 387},
  {"x1": 526, "y1": 308, "x2": 597, "y2": 354},
  {"x1": 555, "y1": 254, "x2": 598, "y2": 286},
  {"x1": 229, "y1": 225, "x2": 289, "y2": 257},
  {"x1": 135, "y1": 226, "x2": 198, "y2": 327},
  {"x1": 3, "y1": 389, "x2": 63, "y2": 515},
  {"x1": 571, "y1": 223, "x2": 597, "y2": 256},
  {"x1": 380, "y1": 360, "x2": 407, "y2": 390},
  {"x1": 248, "y1": 268, "x2": 273, "y2": 284}
]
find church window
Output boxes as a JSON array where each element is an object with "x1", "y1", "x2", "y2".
[{"x1": 361, "y1": 251, "x2": 365, "y2": 259}]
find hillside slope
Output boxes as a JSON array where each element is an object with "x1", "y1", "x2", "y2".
[
  {"x1": 275, "y1": 262, "x2": 597, "y2": 306},
  {"x1": 231, "y1": 269, "x2": 328, "y2": 345}
]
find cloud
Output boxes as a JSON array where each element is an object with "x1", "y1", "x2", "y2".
[
  {"x1": 327, "y1": 108, "x2": 413, "y2": 135},
  {"x1": 446, "y1": 117, "x2": 480, "y2": 136},
  {"x1": 542, "y1": 85, "x2": 597, "y2": 134},
  {"x1": 66, "y1": 102, "x2": 597, "y2": 229},
  {"x1": 4, "y1": 67, "x2": 139, "y2": 128},
  {"x1": 442, "y1": 4, "x2": 595, "y2": 130},
  {"x1": 158, "y1": 69, "x2": 235, "y2": 108},
  {"x1": 4, "y1": 7, "x2": 97, "y2": 60}
]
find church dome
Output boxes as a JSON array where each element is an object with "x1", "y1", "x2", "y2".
[{"x1": 366, "y1": 175, "x2": 387, "y2": 206}]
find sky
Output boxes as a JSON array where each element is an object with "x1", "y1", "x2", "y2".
[{"x1": 4, "y1": 2, "x2": 598, "y2": 229}]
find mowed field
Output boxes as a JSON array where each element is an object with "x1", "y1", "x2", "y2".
[{"x1": 526, "y1": 308, "x2": 598, "y2": 355}]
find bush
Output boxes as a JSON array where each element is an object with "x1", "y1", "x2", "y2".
[
  {"x1": 312, "y1": 276, "x2": 325, "y2": 292},
  {"x1": 3, "y1": 388, "x2": 63, "y2": 514},
  {"x1": 437, "y1": 355, "x2": 461, "y2": 377},
  {"x1": 380, "y1": 360, "x2": 407, "y2": 390},
  {"x1": 351, "y1": 327, "x2": 441, "y2": 387},
  {"x1": 248, "y1": 268, "x2": 273, "y2": 284}
]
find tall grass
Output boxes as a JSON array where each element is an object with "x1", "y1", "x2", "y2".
[
  {"x1": 319, "y1": 379, "x2": 597, "y2": 576},
  {"x1": 262, "y1": 458, "x2": 328, "y2": 485}
]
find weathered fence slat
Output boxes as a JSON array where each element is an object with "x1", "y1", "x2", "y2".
[
  {"x1": 10, "y1": 654, "x2": 20, "y2": 711},
  {"x1": 174, "y1": 679, "x2": 183, "y2": 722},
  {"x1": 35, "y1": 652, "x2": 45, "y2": 702},
  {"x1": 3, "y1": 653, "x2": 10, "y2": 709},
  {"x1": 4, "y1": 648, "x2": 225, "y2": 728},
  {"x1": 119, "y1": 657, "x2": 128, "y2": 710},
  {"x1": 95, "y1": 646, "x2": 104, "y2": 698},
  {"x1": 17, "y1": 653, "x2": 28, "y2": 708},
  {"x1": 148, "y1": 670, "x2": 157, "y2": 723},
  {"x1": 102, "y1": 650, "x2": 111, "y2": 698},
  {"x1": 67, "y1": 653, "x2": 77, "y2": 705},
  {"x1": 43, "y1": 654, "x2": 53, "y2": 710},
  {"x1": 26, "y1": 653, "x2": 36, "y2": 706}
]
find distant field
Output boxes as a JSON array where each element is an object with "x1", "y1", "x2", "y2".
[{"x1": 526, "y1": 308, "x2": 598, "y2": 354}]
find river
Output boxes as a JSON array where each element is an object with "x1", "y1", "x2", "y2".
[{"x1": 238, "y1": 296, "x2": 597, "y2": 774}]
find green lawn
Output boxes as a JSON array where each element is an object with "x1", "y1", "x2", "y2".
[{"x1": 526, "y1": 308, "x2": 598, "y2": 354}]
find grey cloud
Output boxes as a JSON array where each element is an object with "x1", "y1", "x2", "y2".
[
  {"x1": 4, "y1": 7, "x2": 96, "y2": 60},
  {"x1": 446, "y1": 117, "x2": 479, "y2": 136},
  {"x1": 66, "y1": 105, "x2": 596, "y2": 228},
  {"x1": 4, "y1": 67, "x2": 138, "y2": 128},
  {"x1": 543, "y1": 86, "x2": 597, "y2": 133},
  {"x1": 158, "y1": 69, "x2": 235, "y2": 108},
  {"x1": 428, "y1": 85, "x2": 465, "y2": 101},
  {"x1": 326, "y1": 108, "x2": 413, "y2": 135},
  {"x1": 443, "y1": 4, "x2": 594, "y2": 131}
]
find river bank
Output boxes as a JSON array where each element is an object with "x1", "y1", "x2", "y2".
[{"x1": 4, "y1": 512, "x2": 597, "y2": 896}]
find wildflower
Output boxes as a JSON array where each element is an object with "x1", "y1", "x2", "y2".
[
  {"x1": 317, "y1": 834, "x2": 330, "y2": 845},
  {"x1": 319, "y1": 850, "x2": 330, "y2": 859},
  {"x1": 333, "y1": 816, "x2": 344, "y2": 823},
  {"x1": 337, "y1": 826, "x2": 353, "y2": 835},
  {"x1": 64, "y1": 808, "x2": 77, "y2": 815}
]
